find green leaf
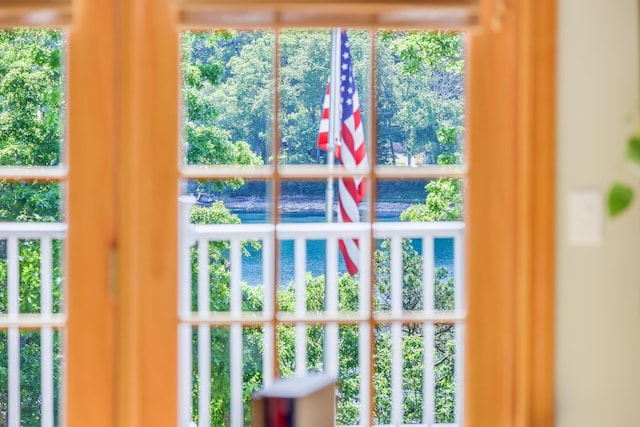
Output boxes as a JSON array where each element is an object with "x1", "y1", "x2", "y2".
[
  {"x1": 608, "y1": 182, "x2": 634, "y2": 216},
  {"x1": 626, "y1": 135, "x2": 640, "y2": 165}
]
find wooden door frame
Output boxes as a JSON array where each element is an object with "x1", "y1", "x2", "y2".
[
  {"x1": 67, "y1": 1, "x2": 116, "y2": 426},
  {"x1": 466, "y1": 0, "x2": 555, "y2": 426}
]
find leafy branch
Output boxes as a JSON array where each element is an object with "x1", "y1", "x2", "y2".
[{"x1": 608, "y1": 132, "x2": 640, "y2": 216}]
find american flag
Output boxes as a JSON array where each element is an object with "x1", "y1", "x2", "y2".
[{"x1": 318, "y1": 30, "x2": 368, "y2": 275}]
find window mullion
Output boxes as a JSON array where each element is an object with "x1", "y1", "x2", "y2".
[
  {"x1": 270, "y1": 28, "x2": 282, "y2": 380},
  {"x1": 115, "y1": 1, "x2": 179, "y2": 426}
]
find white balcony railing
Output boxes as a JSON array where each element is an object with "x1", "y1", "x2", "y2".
[
  {"x1": 0, "y1": 200, "x2": 465, "y2": 427},
  {"x1": 0, "y1": 222, "x2": 67, "y2": 427},
  {"x1": 178, "y1": 196, "x2": 466, "y2": 427}
]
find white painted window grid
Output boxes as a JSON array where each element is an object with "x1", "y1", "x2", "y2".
[
  {"x1": 0, "y1": 223, "x2": 67, "y2": 427},
  {"x1": 178, "y1": 196, "x2": 465, "y2": 427},
  {"x1": 176, "y1": 24, "x2": 467, "y2": 427}
]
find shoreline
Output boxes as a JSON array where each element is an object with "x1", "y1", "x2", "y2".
[{"x1": 212, "y1": 195, "x2": 415, "y2": 215}]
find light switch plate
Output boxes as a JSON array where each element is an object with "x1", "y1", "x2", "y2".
[{"x1": 568, "y1": 190, "x2": 603, "y2": 246}]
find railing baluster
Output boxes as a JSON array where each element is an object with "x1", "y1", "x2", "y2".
[
  {"x1": 8, "y1": 237, "x2": 20, "y2": 427},
  {"x1": 294, "y1": 237, "x2": 307, "y2": 376},
  {"x1": 390, "y1": 236, "x2": 403, "y2": 426},
  {"x1": 40, "y1": 237, "x2": 54, "y2": 427},
  {"x1": 358, "y1": 233, "x2": 371, "y2": 427},
  {"x1": 230, "y1": 238, "x2": 243, "y2": 426},
  {"x1": 197, "y1": 239, "x2": 211, "y2": 427},
  {"x1": 325, "y1": 237, "x2": 338, "y2": 378},
  {"x1": 423, "y1": 237, "x2": 435, "y2": 426},
  {"x1": 454, "y1": 231, "x2": 465, "y2": 427},
  {"x1": 263, "y1": 235, "x2": 275, "y2": 387}
]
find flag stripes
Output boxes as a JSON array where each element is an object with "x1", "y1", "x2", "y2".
[{"x1": 318, "y1": 30, "x2": 368, "y2": 275}]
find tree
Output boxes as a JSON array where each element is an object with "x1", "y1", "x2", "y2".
[
  {"x1": 374, "y1": 239, "x2": 457, "y2": 424},
  {"x1": 278, "y1": 30, "x2": 331, "y2": 164},
  {"x1": 181, "y1": 31, "x2": 263, "y2": 195},
  {"x1": 401, "y1": 126, "x2": 464, "y2": 223},
  {"x1": 206, "y1": 31, "x2": 274, "y2": 165},
  {"x1": 380, "y1": 31, "x2": 464, "y2": 166},
  {"x1": 0, "y1": 29, "x2": 63, "y2": 222}
]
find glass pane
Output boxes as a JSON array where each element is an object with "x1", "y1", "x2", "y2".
[
  {"x1": 190, "y1": 326, "x2": 268, "y2": 426},
  {"x1": 434, "y1": 323, "x2": 457, "y2": 424},
  {"x1": 184, "y1": 179, "x2": 271, "y2": 220},
  {"x1": 0, "y1": 329, "x2": 63, "y2": 427},
  {"x1": 279, "y1": 29, "x2": 371, "y2": 167},
  {"x1": 182, "y1": 179, "x2": 272, "y2": 299},
  {"x1": 373, "y1": 236, "x2": 459, "y2": 313},
  {"x1": 373, "y1": 324, "x2": 458, "y2": 424},
  {"x1": 0, "y1": 182, "x2": 62, "y2": 222},
  {"x1": 180, "y1": 30, "x2": 273, "y2": 167},
  {"x1": 0, "y1": 239, "x2": 64, "y2": 315},
  {"x1": 278, "y1": 29, "x2": 330, "y2": 166},
  {"x1": 0, "y1": 29, "x2": 65, "y2": 167},
  {"x1": 192, "y1": 326, "x2": 230, "y2": 424},
  {"x1": 280, "y1": 180, "x2": 337, "y2": 223},
  {"x1": 376, "y1": 31, "x2": 465, "y2": 166},
  {"x1": 376, "y1": 179, "x2": 427, "y2": 221},
  {"x1": 378, "y1": 178, "x2": 464, "y2": 222}
]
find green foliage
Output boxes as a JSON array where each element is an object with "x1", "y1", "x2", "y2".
[
  {"x1": 206, "y1": 31, "x2": 274, "y2": 164},
  {"x1": 381, "y1": 31, "x2": 464, "y2": 75},
  {"x1": 400, "y1": 126, "x2": 463, "y2": 222},
  {"x1": 181, "y1": 31, "x2": 263, "y2": 194},
  {"x1": 401, "y1": 179, "x2": 462, "y2": 222},
  {"x1": 374, "y1": 238, "x2": 456, "y2": 423},
  {"x1": 0, "y1": 29, "x2": 63, "y2": 166},
  {"x1": 379, "y1": 32, "x2": 464, "y2": 167},
  {"x1": 0, "y1": 29, "x2": 64, "y2": 222},
  {"x1": 626, "y1": 134, "x2": 640, "y2": 165},
  {"x1": 278, "y1": 30, "x2": 331, "y2": 164},
  {"x1": 180, "y1": 30, "x2": 464, "y2": 170},
  {"x1": 608, "y1": 131, "x2": 640, "y2": 217},
  {"x1": 608, "y1": 182, "x2": 634, "y2": 217}
]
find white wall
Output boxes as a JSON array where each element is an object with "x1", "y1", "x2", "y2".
[{"x1": 557, "y1": 0, "x2": 640, "y2": 425}]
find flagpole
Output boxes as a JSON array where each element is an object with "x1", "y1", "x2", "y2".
[{"x1": 326, "y1": 28, "x2": 341, "y2": 223}]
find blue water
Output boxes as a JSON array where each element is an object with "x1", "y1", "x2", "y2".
[{"x1": 234, "y1": 211, "x2": 454, "y2": 286}]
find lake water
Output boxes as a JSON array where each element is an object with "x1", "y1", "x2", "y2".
[{"x1": 234, "y1": 211, "x2": 454, "y2": 286}]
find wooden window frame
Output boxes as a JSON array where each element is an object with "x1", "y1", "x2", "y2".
[{"x1": 29, "y1": 0, "x2": 554, "y2": 426}]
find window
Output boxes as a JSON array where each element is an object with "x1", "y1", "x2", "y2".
[
  {"x1": 0, "y1": 1, "x2": 555, "y2": 427},
  {"x1": 178, "y1": 27, "x2": 466, "y2": 426}
]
